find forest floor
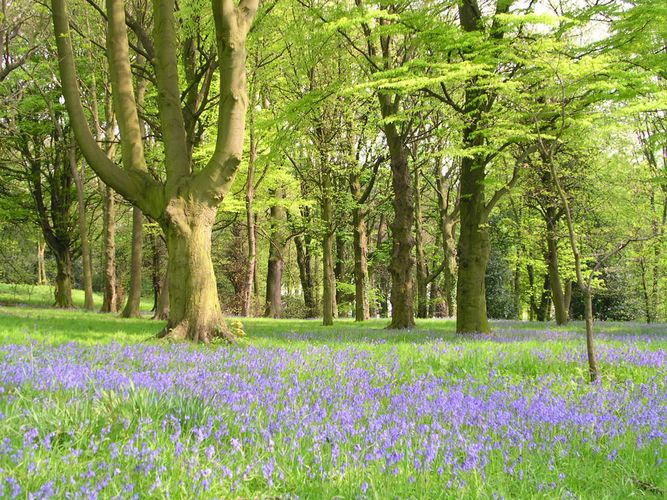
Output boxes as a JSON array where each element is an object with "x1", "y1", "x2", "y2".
[{"x1": 0, "y1": 285, "x2": 665, "y2": 498}]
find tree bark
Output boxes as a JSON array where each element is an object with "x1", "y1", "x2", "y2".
[
  {"x1": 69, "y1": 147, "x2": 94, "y2": 310},
  {"x1": 382, "y1": 99, "x2": 415, "y2": 329},
  {"x1": 334, "y1": 232, "x2": 345, "y2": 316},
  {"x1": 37, "y1": 239, "x2": 47, "y2": 285},
  {"x1": 53, "y1": 248, "x2": 74, "y2": 308},
  {"x1": 583, "y1": 289, "x2": 598, "y2": 382},
  {"x1": 295, "y1": 233, "x2": 317, "y2": 317},
  {"x1": 100, "y1": 184, "x2": 118, "y2": 313},
  {"x1": 242, "y1": 121, "x2": 257, "y2": 317},
  {"x1": 264, "y1": 200, "x2": 286, "y2": 318},
  {"x1": 159, "y1": 204, "x2": 226, "y2": 342},
  {"x1": 352, "y1": 203, "x2": 369, "y2": 321},
  {"x1": 512, "y1": 260, "x2": 522, "y2": 320},
  {"x1": 322, "y1": 171, "x2": 336, "y2": 326},
  {"x1": 456, "y1": 152, "x2": 490, "y2": 333},
  {"x1": 545, "y1": 208, "x2": 568, "y2": 324},
  {"x1": 435, "y1": 176, "x2": 457, "y2": 318},
  {"x1": 153, "y1": 266, "x2": 170, "y2": 321},
  {"x1": 414, "y1": 170, "x2": 428, "y2": 319},
  {"x1": 121, "y1": 207, "x2": 143, "y2": 317}
]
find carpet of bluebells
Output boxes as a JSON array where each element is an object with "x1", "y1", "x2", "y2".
[{"x1": 0, "y1": 319, "x2": 666, "y2": 498}]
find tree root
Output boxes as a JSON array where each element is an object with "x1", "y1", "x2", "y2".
[{"x1": 154, "y1": 319, "x2": 236, "y2": 344}]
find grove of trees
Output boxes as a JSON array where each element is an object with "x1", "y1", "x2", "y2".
[{"x1": 1, "y1": 0, "x2": 665, "y2": 354}]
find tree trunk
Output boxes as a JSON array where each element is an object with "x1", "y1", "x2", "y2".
[
  {"x1": 322, "y1": 181, "x2": 336, "y2": 326},
  {"x1": 295, "y1": 234, "x2": 317, "y2": 318},
  {"x1": 69, "y1": 149, "x2": 94, "y2": 310},
  {"x1": 352, "y1": 205, "x2": 369, "y2": 321},
  {"x1": 512, "y1": 260, "x2": 522, "y2": 320},
  {"x1": 37, "y1": 239, "x2": 47, "y2": 285},
  {"x1": 159, "y1": 204, "x2": 230, "y2": 342},
  {"x1": 537, "y1": 273, "x2": 551, "y2": 322},
  {"x1": 121, "y1": 207, "x2": 143, "y2": 317},
  {"x1": 151, "y1": 232, "x2": 161, "y2": 312},
  {"x1": 583, "y1": 289, "x2": 598, "y2": 382},
  {"x1": 414, "y1": 170, "x2": 428, "y2": 319},
  {"x1": 242, "y1": 140, "x2": 257, "y2": 317},
  {"x1": 334, "y1": 233, "x2": 345, "y2": 316},
  {"x1": 456, "y1": 155, "x2": 490, "y2": 333},
  {"x1": 100, "y1": 184, "x2": 118, "y2": 313},
  {"x1": 153, "y1": 266, "x2": 170, "y2": 321},
  {"x1": 435, "y1": 170, "x2": 457, "y2": 318},
  {"x1": 564, "y1": 280, "x2": 572, "y2": 316},
  {"x1": 384, "y1": 118, "x2": 415, "y2": 329},
  {"x1": 639, "y1": 257, "x2": 653, "y2": 323},
  {"x1": 53, "y1": 248, "x2": 74, "y2": 308},
  {"x1": 545, "y1": 211, "x2": 568, "y2": 324},
  {"x1": 264, "y1": 199, "x2": 286, "y2": 318},
  {"x1": 441, "y1": 222, "x2": 457, "y2": 318}
]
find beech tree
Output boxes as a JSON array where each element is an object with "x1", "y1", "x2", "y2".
[{"x1": 52, "y1": 0, "x2": 260, "y2": 341}]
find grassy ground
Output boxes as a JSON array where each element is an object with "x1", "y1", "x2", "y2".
[{"x1": 0, "y1": 287, "x2": 665, "y2": 499}]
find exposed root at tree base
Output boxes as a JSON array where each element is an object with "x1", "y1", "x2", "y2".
[{"x1": 154, "y1": 319, "x2": 236, "y2": 344}]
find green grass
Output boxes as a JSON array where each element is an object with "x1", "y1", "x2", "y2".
[
  {"x1": 0, "y1": 286, "x2": 666, "y2": 499},
  {"x1": 0, "y1": 282, "x2": 154, "y2": 311}
]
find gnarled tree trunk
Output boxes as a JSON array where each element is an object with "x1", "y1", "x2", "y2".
[
  {"x1": 160, "y1": 204, "x2": 228, "y2": 342},
  {"x1": 53, "y1": 248, "x2": 74, "y2": 308}
]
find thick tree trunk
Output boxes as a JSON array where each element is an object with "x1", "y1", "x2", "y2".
[
  {"x1": 264, "y1": 201, "x2": 286, "y2": 318},
  {"x1": 546, "y1": 212, "x2": 568, "y2": 325},
  {"x1": 160, "y1": 204, "x2": 230, "y2": 342},
  {"x1": 54, "y1": 249, "x2": 74, "y2": 308},
  {"x1": 69, "y1": 150, "x2": 94, "y2": 310},
  {"x1": 385, "y1": 124, "x2": 415, "y2": 329},
  {"x1": 456, "y1": 154, "x2": 490, "y2": 333},
  {"x1": 100, "y1": 185, "x2": 118, "y2": 313},
  {"x1": 121, "y1": 207, "x2": 143, "y2": 317}
]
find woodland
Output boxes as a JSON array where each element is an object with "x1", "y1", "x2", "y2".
[{"x1": 0, "y1": 0, "x2": 666, "y2": 498}]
